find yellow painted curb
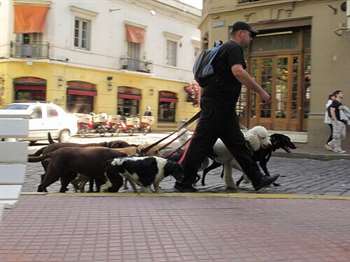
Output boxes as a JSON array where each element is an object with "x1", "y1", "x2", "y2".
[{"x1": 24, "y1": 192, "x2": 350, "y2": 201}]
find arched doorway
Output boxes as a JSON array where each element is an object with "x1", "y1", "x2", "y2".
[
  {"x1": 158, "y1": 91, "x2": 177, "y2": 122},
  {"x1": 66, "y1": 81, "x2": 97, "y2": 113},
  {"x1": 117, "y1": 86, "x2": 141, "y2": 117},
  {"x1": 13, "y1": 77, "x2": 47, "y2": 102}
]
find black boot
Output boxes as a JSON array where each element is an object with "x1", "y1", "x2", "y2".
[
  {"x1": 174, "y1": 175, "x2": 198, "y2": 192},
  {"x1": 253, "y1": 174, "x2": 280, "y2": 191}
]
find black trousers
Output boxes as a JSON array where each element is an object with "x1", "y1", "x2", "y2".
[
  {"x1": 180, "y1": 97, "x2": 263, "y2": 186},
  {"x1": 327, "y1": 124, "x2": 333, "y2": 143}
]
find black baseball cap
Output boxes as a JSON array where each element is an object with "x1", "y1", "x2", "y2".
[{"x1": 231, "y1": 21, "x2": 258, "y2": 37}]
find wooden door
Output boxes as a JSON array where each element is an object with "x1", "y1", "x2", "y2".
[{"x1": 247, "y1": 55, "x2": 303, "y2": 131}]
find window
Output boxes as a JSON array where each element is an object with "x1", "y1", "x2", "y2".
[
  {"x1": 47, "y1": 107, "x2": 58, "y2": 117},
  {"x1": 166, "y1": 40, "x2": 177, "y2": 66},
  {"x1": 158, "y1": 91, "x2": 177, "y2": 122},
  {"x1": 127, "y1": 42, "x2": 141, "y2": 70},
  {"x1": 117, "y1": 87, "x2": 141, "y2": 117},
  {"x1": 30, "y1": 107, "x2": 42, "y2": 119},
  {"x1": 74, "y1": 17, "x2": 91, "y2": 50}
]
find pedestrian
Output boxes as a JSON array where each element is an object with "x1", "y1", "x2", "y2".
[
  {"x1": 175, "y1": 21, "x2": 279, "y2": 192},
  {"x1": 143, "y1": 106, "x2": 152, "y2": 116},
  {"x1": 327, "y1": 90, "x2": 347, "y2": 153},
  {"x1": 324, "y1": 93, "x2": 335, "y2": 150}
]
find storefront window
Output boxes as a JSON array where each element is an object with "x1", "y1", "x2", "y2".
[
  {"x1": 117, "y1": 87, "x2": 141, "y2": 117},
  {"x1": 66, "y1": 81, "x2": 96, "y2": 113},
  {"x1": 158, "y1": 91, "x2": 177, "y2": 122},
  {"x1": 13, "y1": 77, "x2": 47, "y2": 102}
]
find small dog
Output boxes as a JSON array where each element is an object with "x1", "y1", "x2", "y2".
[
  {"x1": 106, "y1": 156, "x2": 184, "y2": 193},
  {"x1": 201, "y1": 132, "x2": 296, "y2": 189}
]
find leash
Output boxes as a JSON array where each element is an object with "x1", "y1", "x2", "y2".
[
  {"x1": 139, "y1": 111, "x2": 200, "y2": 155},
  {"x1": 164, "y1": 136, "x2": 192, "y2": 159},
  {"x1": 151, "y1": 129, "x2": 189, "y2": 154}
]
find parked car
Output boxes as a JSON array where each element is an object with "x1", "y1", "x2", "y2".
[{"x1": 0, "y1": 102, "x2": 78, "y2": 144}]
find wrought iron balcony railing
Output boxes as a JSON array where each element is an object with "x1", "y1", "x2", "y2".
[
  {"x1": 10, "y1": 41, "x2": 49, "y2": 59},
  {"x1": 120, "y1": 56, "x2": 152, "y2": 73}
]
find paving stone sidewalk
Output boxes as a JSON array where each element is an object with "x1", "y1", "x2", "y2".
[
  {"x1": 24, "y1": 157, "x2": 350, "y2": 196},
  {"x1": 1, "y1": 195, "x2": 350, "y2": 262}
]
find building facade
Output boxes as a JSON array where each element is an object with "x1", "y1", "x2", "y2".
[
  {"x1": 0, "y1": 0, "x2": 201, "y2": 130},
  {"x1": 200, "y1": 0, "x2": 350, "y2": 145}
]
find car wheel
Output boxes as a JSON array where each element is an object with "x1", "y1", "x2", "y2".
[{"x1": 58, "y1": 129, "x2": 71, "y2": 143}]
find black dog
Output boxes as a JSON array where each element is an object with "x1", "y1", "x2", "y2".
[
  {"x1": 36, "y1": 147, "x2": 127, "y2": 193},
  {"x1": 201, "y1": 133, "x2": 296, "y2": 187}
]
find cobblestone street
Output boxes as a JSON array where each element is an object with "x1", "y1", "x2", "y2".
[{"x1": 24, "y1": 135, "x2": 350, "y2": 196}]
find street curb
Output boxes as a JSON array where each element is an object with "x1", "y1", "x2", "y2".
[
  {"x1": 21, "y1": 192, "x2": 350, "y2": 201},
  {"x1": 272, "y1": 151, "x2": 350, "y2": 161}
]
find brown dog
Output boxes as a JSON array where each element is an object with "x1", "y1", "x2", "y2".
[
  {"x1": 29, "y1": 137, "x2": 137, "y2": 191},
  {"x1": 37, "y1": 147, "x2": 127, "y2": 193}
]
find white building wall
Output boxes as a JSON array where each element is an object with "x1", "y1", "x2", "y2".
[
  {"x1": 0, "y1": 0, "x2": 11, "y2": 57},
  {"x1": 44, "y1": 0, "x2": 200, "y2": 82}
]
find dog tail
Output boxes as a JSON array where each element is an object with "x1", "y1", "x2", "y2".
[
  {"x1": 27, "y1": 154, "x2": 50, "y2": 162},
  {"x1": 48, "y1": 132, "x2": 56, "y2": 144},
  {"x1": 28, "y1": 146, "x2": 46, "y2": 157}
]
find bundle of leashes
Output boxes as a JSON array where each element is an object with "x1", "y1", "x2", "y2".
[{"x1": 138, "y1": 111, "x2": 200, "y2": 156}]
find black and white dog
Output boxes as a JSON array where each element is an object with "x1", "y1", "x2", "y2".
[
  {"x1": 201, "y1": 132, "x2": 296, "y2": 190},
  {"x1": 106, "y1": 156, "x2": 184, "y2": 193}
]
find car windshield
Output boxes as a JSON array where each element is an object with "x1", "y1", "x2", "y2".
[{"x1": 5, "y1": 104, "x2": 30, "y2": 110}]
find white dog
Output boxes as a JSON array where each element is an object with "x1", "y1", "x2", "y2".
[{"x1": 212, "y1": 126, "x2": 271, "y2": 190}]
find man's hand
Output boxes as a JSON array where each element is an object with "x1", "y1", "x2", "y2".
[
  {"x1": 259, "y1": 89, "x2": 271, "y2": 104},
  {"x1": 232, "y1": 65, "x2": 271, "y2": 103}
]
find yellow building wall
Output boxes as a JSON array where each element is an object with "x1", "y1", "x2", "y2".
[{"x1": 0, "y1": 61, "x2": 199, "y2": 131}]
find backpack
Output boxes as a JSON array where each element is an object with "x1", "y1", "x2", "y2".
[{"x1": 193, "y1": 43, "x2": 222, "y2": 87}]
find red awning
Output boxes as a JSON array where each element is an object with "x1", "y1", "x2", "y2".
[
  {"x1": 126, "y1": 25, "x2": 145, "y2": 44},
  {"x1": 14, "y1": 5, "x2": 49, "y2": 33},
  {"x1": 15, "y1": 85, "x2": 46, "y2": 91},
  {"x1": 159, "y1": 97, "x2": 177, "y2": 103},
  {"x1": 118, "y1": 94, "x2": 141, "y2": 100},
  {"x1": 67, "y1": 89, "x2": 97, "y2": 96}
]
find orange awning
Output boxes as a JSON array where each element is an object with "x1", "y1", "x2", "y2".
[
  {"x1": 126, "y1": 25, "x2": 145, "y2": 44},
  {"x1": 14, "y1": 5, "x2": 49, "y2": 33}
]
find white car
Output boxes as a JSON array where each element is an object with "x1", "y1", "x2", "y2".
[{"x1": 0, "y1": 102, "x2": 78, "y2": 144}]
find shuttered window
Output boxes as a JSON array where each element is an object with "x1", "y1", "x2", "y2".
[
  {"x1": 166, "y1": 40, "x2": 177, "y2": 66},
  {"x1": 74, "y1": 17, "x2": 91, "y2": 50}
]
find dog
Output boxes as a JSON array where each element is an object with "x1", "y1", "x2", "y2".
[
  {"x1": 201, "y1": 132, "x2": 296, "y2": 190},
  {"x1": 29, "y1": 133, "x2": 137, "y2": 192},
  {"x1": 106, "y1": 156, "x2": 184, "y2": 193},
  {"x1": 36, "y1": 147, "x2": 127, "y2": 193}
]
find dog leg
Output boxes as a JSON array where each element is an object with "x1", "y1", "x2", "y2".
[
  {"x1": 223, "y1": 161, "x2": 237, "y2": 191},
  {"x1": 123, "y1": 177, "x2": 129, "y2": 190},
  {"x1": 124, "y1": 175, "x2": 138, "y2": 193},
  {"x1": 201, "y1": 160, "x2": 222, "y2": 186}
]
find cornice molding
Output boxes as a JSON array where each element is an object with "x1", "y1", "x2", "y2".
[{"x1": 69, "y1": 5, "x2": 98, "y2": 18}]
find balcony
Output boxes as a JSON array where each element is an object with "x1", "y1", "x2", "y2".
[
  {"x1": 10, "y1": 41, "x2": 49, "y2": 59},
  {"x1": 120, "y1": 56, "x2": 152, "y2": 73}
]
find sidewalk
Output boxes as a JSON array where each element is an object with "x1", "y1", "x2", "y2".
[
  {"x1": 1, "y1": 194, "x2": 350, "y2": 262},
  {"x1": 274, "y1": 142, "x2": 350, "y2": 160}
]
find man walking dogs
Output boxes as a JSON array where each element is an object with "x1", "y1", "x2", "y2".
[{"x1": 175, "y1": 21, "x2": 279, "y2": 192}]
